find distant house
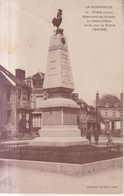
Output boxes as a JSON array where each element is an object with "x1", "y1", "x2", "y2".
[
  {"x1": 0, "y1": 70, "x2": 16, "y2": 138},
  {"x1": 25, "y1": 72, "x2": 48, "y2": 136},
  {"x1": 0, "y1": 65, "x2": 35, "y2": 138},
  {"x1": 71, "y1": 93, "x2": 97, "y2": 135},
  {"x1": 96, "y1": 92, "x2": 123, "y2": 134},
  {"x1": 0, "y1": 65, "x2": 49, "y2": 138},
  {"x1": 15, "y1": 69, "x2": 35, "y2": 136}
]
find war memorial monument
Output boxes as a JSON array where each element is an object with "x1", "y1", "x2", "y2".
[
  {"x1": 29, "y1": 10, "x2": 88, "y2": 146},
  {"x1": 0, "y1": 10, "x2": 122, "y2": 189}
]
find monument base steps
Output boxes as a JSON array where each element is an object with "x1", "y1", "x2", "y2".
[
  {"x1": 29, "y1": 137, "x2": 89, "y2": 147},
  {"x1": 38, "y1": 125, "x2": 81, "y2": 137}
]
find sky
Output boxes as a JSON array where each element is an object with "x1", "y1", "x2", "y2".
[{"x1": 0, "y1": 0, "x2": 123, "y2": 105}]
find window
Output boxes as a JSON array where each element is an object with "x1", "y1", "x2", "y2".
[
  {"x1": 115, "y1": 111, "x2": 120, "y2": 117},
  {"x1": 17, "y1": 89, "x2": 21, "y2": 99},
  {"x1": 105, "y1": 103, "x2": 109, "y2": 107},
  {"x1": 26, "y1": 113, "x2": 30, "y2": 129},
  {"x1": 114, "y1": 103, "x2": 118, "y2": 107},
  {"x1": 105, "y1": 111, "x2": 108, "y2": 116},
  {"x1": 27, "y1": 92, "x2": 30, "y2": 101},
  {"x1": 113, "y1": 111, "x2": 115, "y2": 116},
  {"x1": 19, "y1": 113, "x2": 22, "y2": 121},
  {"x1": 6, "y1": 89, "x2": 11, "y2": 102},
  {"x1": 26, "y1": 80, "x2": 31, "y2": 87},
  {"x1": 18, "y1": 112, "x2": 30, "y2": 131},
  {"x1": 100, "y1": 110, "x2": 104, "y2": 116},
  {"x1": 32, "y1": 115, "x2": 41, "y2": 128},
  {"x1": 115, "y1": 121, "x2": 121, "y2": 129},
  {"x1": 22, "y1": 91, "x2": 27, "y2": 100},
  {"x1": 87, "y1": 107, "x2": 90, "y2": 111},
  {"x1": 7, "y1": 110, "x2": 11, "y2": 123}
]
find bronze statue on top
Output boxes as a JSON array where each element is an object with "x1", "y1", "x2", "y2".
[{"x1": 52, "y1": 9, "x2": 63, "y2": 35}]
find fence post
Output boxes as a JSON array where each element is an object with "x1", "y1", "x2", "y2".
[
  {"x1": 20, "y1": 146, "x2": 22, "y2": 160},
  {"x1": 5, "y1": 144, "x2": 8, "y2": 158},
  {"x1": 117, "y1": 144, "x2": 120, "y2": 157},
  {"x1": 109, "y1": 145, "x2": 111, "y2": 159},
  {"x1": 80, "y1": 149, "x2": 82, "y2": 164}
]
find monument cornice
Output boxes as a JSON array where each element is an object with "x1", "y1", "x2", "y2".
[
  {"x1": 39, "y1": 97, "x2": 80, "y2": 108},
  {"x1": 49, "y1": 45, "x2": 68, "y2": 52}
]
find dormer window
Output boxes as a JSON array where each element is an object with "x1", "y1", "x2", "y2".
[
  {"x1": 26, "y1": 80, "x2": 31, "y2": 87},
  {"x1": 105, "y1": 103, "x2": 109, "y2": 107},
  {"x1": 114, "y1": 103, "x2": 118, "y2": 107}
]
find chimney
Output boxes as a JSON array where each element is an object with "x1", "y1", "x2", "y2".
[
  {"x1": 96, "y1": 91, "x2": 99, "y2": 106},
  {"x1": 120, "y1": 92, "x2": 123, "y2": 102},
  {"x1": 15, "y1": 69, "x2": 25, "y2": 81}
]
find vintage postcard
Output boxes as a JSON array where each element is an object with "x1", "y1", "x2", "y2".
[{"x1": 0, "y1": 0, "x2": 123, "y2": 194}]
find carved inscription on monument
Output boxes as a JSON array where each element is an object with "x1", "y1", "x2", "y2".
[
  {"x1": 43, "y1": 34, "x2": 74, "y2": 89},
  {"x1": 48, "y1": 51, "x2": 57, "y2": 77},
  {"x1": 63, "y1": 108, "x2": 77, "y2": 125},
  {"x1": 43, "y1": 109, "x2": 61, "y2": 125},
  {"x1": 61, "y1": 51, "x2": 74, "y2": 88}
]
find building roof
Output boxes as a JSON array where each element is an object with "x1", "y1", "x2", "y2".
[
  {"x1": 0, "y1": 65, "x2": 30, "y2": 89},
  {"x1": 0, "y1": 71, "x2": 15, "y2": 87},
  {"x1": 76, "y1": 99, "x2": 88, "y2": 107},
  {"x1": 97, "y1": 94, "x2": 122, "y2": 107},
  {"x1": 88, "y1": 105, "x2": 96, "y2": 112},
  {"x1": 76, "y1": 99, "x2": 96, "y2": 112},
  {"x1": 25, "y1": 72, "x2": 45, "y2": 88},
  {"x1": 33, "y1": 72, "x2": 44, "y2": 88}
]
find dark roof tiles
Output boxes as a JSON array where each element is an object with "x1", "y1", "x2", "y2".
[
  {"x1": 97, "y1": 94, "x2": 122, "y2": 107},
  {"x1": 0, "y1": 65, "x2": 31, "y2": 89}
]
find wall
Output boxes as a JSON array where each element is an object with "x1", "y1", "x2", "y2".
[
  {"x1": 0, "y1": 80, "x2": 16, "y2": 138},
  {"x1": 98, "y1": 106, "x2": 123, "y2": 133},
  {"x1": 63, "y1": 108, "x2": 77, "y2": 125},
  {"x1": 42, "y1": 108, "x2": 61, "y2": 125}
]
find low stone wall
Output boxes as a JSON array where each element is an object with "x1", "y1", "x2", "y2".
[
  {"x1": 0, "y1": 157, "x2": 122, "y2": 176},
  {"x1": 81, "y1": 157, "x2": 123, "y2": 176}
]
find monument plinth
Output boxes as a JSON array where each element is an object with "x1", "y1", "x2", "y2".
[{"x1": 29, "y1": 10, "x2": 88, "y2": 146}]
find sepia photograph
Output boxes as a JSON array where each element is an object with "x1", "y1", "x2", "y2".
[{"x1": 0, "y1": 0, "x2": 123, "y2": 194}]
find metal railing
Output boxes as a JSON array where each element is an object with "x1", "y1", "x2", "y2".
[{"x1": 0, "y1": 142, "x2": 123, "y2": 164}]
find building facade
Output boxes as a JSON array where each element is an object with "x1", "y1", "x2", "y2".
[
  {"x1": 96, "y1": 92, "x2": 123, "y2": 135},
  {"x1": 0, "y1": 71, "x2": 16, "y2": 138},
  {"x1": 71, "y1": 93, "x2": 97, "y2": 136},
  {"x1": 24, "y1": 72, "x2": 48, "y2": 136},
  {"x1": 0, "y1": 65, "x2": 35, "y2": 138},
  {"x1": 0, "y1": 65, "x2": 49, "y2": 139},
  {"x1": 1, "y1": 64, "x2": 122, "y2": 139}
]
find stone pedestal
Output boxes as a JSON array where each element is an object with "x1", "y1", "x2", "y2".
[
  {"x1": 29, "y1": 137, "x2": 88, "y2": 147},
  {"x1": 29, "y1": 30, "x2": 88, "y2": 146}
]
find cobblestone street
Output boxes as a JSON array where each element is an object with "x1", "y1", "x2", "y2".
[{"x1": 0, "y1": 164, "x2": 122, "y2": 194}]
